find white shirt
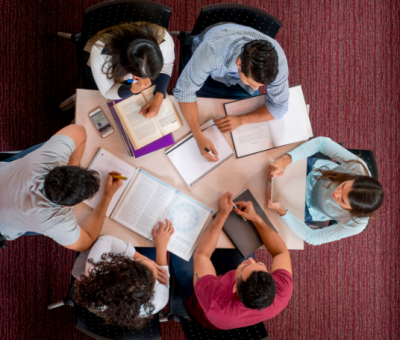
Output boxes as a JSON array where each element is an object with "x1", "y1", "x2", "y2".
[
  {"x1": 72, "y1": 235, "x2": 169, "y2": 316},
  {"x1": 89, "y1": 31, "x2": 175, "y2": 100}
]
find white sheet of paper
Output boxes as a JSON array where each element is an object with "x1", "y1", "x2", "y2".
[{"x1": 84, "y1": 148, "x2": 136, "y2": 216}]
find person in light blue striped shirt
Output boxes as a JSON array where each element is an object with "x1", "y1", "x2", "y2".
[{"x1": 173, "y1": 23, "x2": 289, "y2": 162}]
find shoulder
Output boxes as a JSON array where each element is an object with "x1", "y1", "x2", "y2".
[{"x1": 271, "y1": 268, "x2": 294, "y2": 296}]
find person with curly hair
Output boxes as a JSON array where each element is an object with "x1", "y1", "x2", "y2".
[
  {"x1": 266, "y1": 137, "x2": 384, "y2": 245},
  {"x1": 72, "y1": 219, "x2": 174, "y2": 329}
]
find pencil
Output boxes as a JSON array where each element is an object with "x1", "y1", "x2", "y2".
[{"x1": 110, "y1": 174, "x2": 127, "y2": 180}]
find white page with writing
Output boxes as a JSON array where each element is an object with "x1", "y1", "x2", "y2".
[
  {"x1": 111, "y1": 170, "x2": 176, "y2": 240},
  {"x1": 267, "y1": 86, "x2": 310, "y2": 147},
  {"x1": 84, "y1": 148, "x2": 136, "y2": 217},
  {"x1": 225, "y1": 95, "x2": 274, "y2": 158},
  {"x1": 161, "y1": 192, "x2": 213, "y2": 261},
  {"x1": 166, "y1": 120, "x2": 233, "y2": 186},
  {"x1": 117, "y1": 94, "x2": 163, "y2": 148}
]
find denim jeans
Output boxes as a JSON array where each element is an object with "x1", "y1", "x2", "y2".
[
  {"x1": 183, "y1": 49, "x2": 260, "y2": 100},
  {"x1": 2, "y1": 142, "x2": 45, "y2": 236},
  {"x1": 171, "y1": 249, "x2": 254, "y2": 303},
  {"x1": 135, "y1": 247, "x2": 156, "y2": 261},
  {"x1": 304, "y1": 158, "x2": 318, "y2": 223}
]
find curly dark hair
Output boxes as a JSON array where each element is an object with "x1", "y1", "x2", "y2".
[
  {"x1": 43, "y1": 166, "x2": 100, "y2": 206},
  {"x1": 73, "y1": 253, "x2": 156, "y2": 329},
  {"x1": 237, "y1": 271, "x2": 276, "y2": 310},
  {"x1": 240, "y1": 40, "x2": 279, "y2": 85}
]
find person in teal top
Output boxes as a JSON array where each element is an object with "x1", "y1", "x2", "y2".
[{"x1": 265, "y1": 137, "x2": 384, "y2": 246}]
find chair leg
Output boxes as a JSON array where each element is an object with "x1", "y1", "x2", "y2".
[
  {"x1": 47, "y1": 300, "x2": 65, "y2": 310},
  {"x1": 60, "y1": 94, "x2": 76, "y2": 111},
  {"x1": 57, "y1": 32, "x2": 72, "y2": 39}
]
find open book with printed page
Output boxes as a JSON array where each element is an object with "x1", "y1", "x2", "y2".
[
  {"x1": 112, "y1": 85, "x2": 183, "y2": 150},
  {"x1": 224, "y1": 85, "x2": 313, "y2": 158},
  {"x1": 84, "y1": 148, "x2": 213, "y2": 261}
]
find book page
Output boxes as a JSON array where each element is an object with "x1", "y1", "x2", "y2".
[
  {"x1": 224, "y1": 95, "x2": 274, "y2": 158},
  {"x1": 141, "y1": 87, "x2": 183, "y2": 136},
  {"x1": 111, "y1": 170, "x2": 176, "y2": 240},
  {"x1": 161, "y1": 192, "x2": 213, "y2": 261},
  {"x1": 166, "y1": 121, "x2": 233, "y2": 186},
  {"x1": 84, "y1": 149, "x2": 136, "y2": 217},
  {"x1": 267, "y1": 86, "x2": 310, "y2": 147},
  {"x1": 115, "y1": 94, "x2": 163, "y2": 149}
]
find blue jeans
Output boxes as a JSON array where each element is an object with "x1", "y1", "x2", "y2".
[
  {"x1": 135, "y1": 247, "x2": 156, "y2": 261},
  {"x1": 171, "y1": 249, "x2": 254, "y2": 303},
  {"x1": 2, "y1": 142, "x2": 45, "y2": 236},
  {"x1": 304, "y1": 158, "x2": 318, "y2": 223},
  {"x1": 183, "y1": 49, "x2": 259, "y2": 100}
]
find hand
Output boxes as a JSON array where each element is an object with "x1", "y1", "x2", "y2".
[
  {"x1": 139, "y1": 93, "x2": 163, "y2": 118},
  {"x1": 264, "y1": 188, "x2": 286, "y2": 216},
  {"x1": 219, "y1": 192, "x2": 233, "y2": 216},
  {"x1": 268, "y1": 155, "x2": 292, "y2": 181},
  {"x1": 195, "y1": 133, "x2": 219, "y2": 162},
  {"x1": 130, "y1": 77, "x2": 152, "y2": 94},
  {"x1": 153, "y1": 219, "x2": 175, "y2": 251},
  {"x1": 152, "y1": 261, "x2": 170, "y2": 285},
  {"x1": 233, "y1": 201, "x2": 260, "y2": 222},
  {"x1": 104, "y1": 171, "x2": 123, "y2": 197},
  {"x1": 214, "y1": 116, "x2": 242, "y2": 133}
]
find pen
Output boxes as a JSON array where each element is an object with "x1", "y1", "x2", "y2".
[
  {"x1": 204, "y1": 147, "x2": 217, "y2": 158},
  {"x1": 233, "y1": 202, "x2": 247, "y2": 221},
  {"x1": 110, "y1": 174, "x2": 127, "y2": 180},
  {"x1": 126, "y1": 79, "x2": 138, "y2": 84}
]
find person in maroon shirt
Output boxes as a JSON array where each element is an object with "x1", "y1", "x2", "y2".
[{"x1": 170, "y1": 192, "x2": 293, "y2": 330}]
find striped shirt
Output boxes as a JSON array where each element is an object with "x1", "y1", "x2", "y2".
[{"x1": 173, "y1": 23, "x2": 289, "y2": 119}]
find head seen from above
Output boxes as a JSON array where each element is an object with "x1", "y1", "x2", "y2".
[
  {"x1": 43, "y1": 166, "x2": 100, "y2": 206},
  {"x1": 96, "y1": 22, "x2": 165, "y2": 83},
  {"x1": 316, "y1": 163, "x2": 384, "y2": 218},
  {"x1": 237, "y1": 40, "x2": 279, "y2": 90},
  {"x1": 73, "y1": 253, "x2": 156, "y2": 329},
  {"x1": 234, "y1": 257, "x2": 276, "y2": 310}
]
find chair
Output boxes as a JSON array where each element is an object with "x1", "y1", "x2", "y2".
[
  {"x1": 57, "y1": 0, "x2": 172, "y2": 111},
  {"x1": 166, "y1": 259, "x2": 269, "y2": 340},
  {"x1": 48, "y1": 276, "x2": 162, "y2": 340},
  {"x1": 169, "y1": 3, "x2": 283, "y2": 75},
  {"x1": 308, "y1": 147, "x2": 379, "y2": 229}
]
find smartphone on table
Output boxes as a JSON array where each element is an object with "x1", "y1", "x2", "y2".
[{"x1": 89, "y1": 107, "x2": 114, "y2": 138}]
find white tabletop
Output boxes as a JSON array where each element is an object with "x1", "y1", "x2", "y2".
[{"x1": 74, "y1": 89, "x2": 305, "y2": 250}]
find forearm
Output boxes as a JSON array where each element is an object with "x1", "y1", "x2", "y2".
[
  {"x1": 80, "y1": 195, "x2": 112, "y2": 243},
  {"x1": 155, "y1": 246, "x2": 168, "y2": 266},
  {"x1": 178, "y1": 101, "x2": 202, "y2": 137},
  {"x1": 194, "y1": 212, "x2": 227, "y2": 259},
  {"x1": 252, "y1": 216, "x2": 288, "y2": 257},
  {"x1": 241, "y1": 105, "x2": 274, "y2": 125},
  {"x1": 68, "y1": 139, "x2": 86, "y2": 166}
]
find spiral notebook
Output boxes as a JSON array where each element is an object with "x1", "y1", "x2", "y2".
[
  {"x1": 165, "y1": 119, "x2": 234, "y2": 186},
  {"x1": 223, "y1": 189, "x2": 277, "y2": 258}
]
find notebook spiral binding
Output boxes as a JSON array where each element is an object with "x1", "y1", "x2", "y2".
[
  {"x1": 189, "y1": 153, "x2": 234, "y2": 186},
  {"x1": 222, "y1": 226, "x2": 245, "y2": 258}
]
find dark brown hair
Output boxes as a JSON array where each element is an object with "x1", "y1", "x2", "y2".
[
  {"x1": 314, "y1": 159, "x2": 384, "y2": 219},
  {"x1": 73, "y1": 253, "x2": 156, "y2": 329},
  {"x1": 94, "y1": 22, "x2": 166, "y2": 83}
]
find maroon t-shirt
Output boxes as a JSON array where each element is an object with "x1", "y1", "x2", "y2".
[{"x1": 184, "y1": 269, "x2": 293, "y2": 330}]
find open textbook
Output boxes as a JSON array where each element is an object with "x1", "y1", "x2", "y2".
[
  {"x1": 224, "y1": 85, "x2": 313, "y2": 158},
  {"x1": 84, "y1": 148, "x2": 213, "y2": 261},
  {"x1": 114, "y1": 86, "x2": 183, "y2": 150}
]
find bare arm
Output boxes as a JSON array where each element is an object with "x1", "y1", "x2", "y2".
[
  {"x1": 193, "y1": 192, "x2": 233, "y2": 285},
  {"x1": 178, "y1": 101, "x2": 219, "y2": 162},
  {"x1": 234, "y1": 201, "x2": 292, "y2": 275},
  {"x1": 55, "y1": 124, "x2": 87, "y2": 166},
  {"x1": 215, "y1": 105, "x2": 274, "y2": 133}
]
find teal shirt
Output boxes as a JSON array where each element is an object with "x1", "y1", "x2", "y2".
[{"x1": 281, "y1": 137, "x2": 370, "y2": 246}]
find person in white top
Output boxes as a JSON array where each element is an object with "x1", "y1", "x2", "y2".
[
  {"x1": 88, "y1": 22, "x2": 175, "y2": 118},
  {"x1": 72, "y1": 220, "x2": 174, "y2": 329}
]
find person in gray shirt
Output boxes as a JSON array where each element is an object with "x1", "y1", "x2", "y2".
[{"x1": 0, "y1": 124, "x2": 123, "y2": 252}]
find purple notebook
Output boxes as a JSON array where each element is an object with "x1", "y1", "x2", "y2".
[{"x1": 107, "y1": 101, "x2": 175, "y2": 158}]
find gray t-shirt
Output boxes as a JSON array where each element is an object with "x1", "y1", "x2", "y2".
[{"x1": 0, "y1": 135, "x2": 81, "y2": 245}]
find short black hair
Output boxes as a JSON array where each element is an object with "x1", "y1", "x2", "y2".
[
  {"x1": 240, "y1": 40, "x2": 279, "y2": 85},
  {"x1": 237, "y1": 271, "x2": 276, "y2": 310},
  {"x1": 43, "y1": 166, "x2": 100, "y2": 206}
]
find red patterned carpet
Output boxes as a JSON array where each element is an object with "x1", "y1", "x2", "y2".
[{"x1": 0, "y1": 1, "x2": 399, "y2": 339}]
